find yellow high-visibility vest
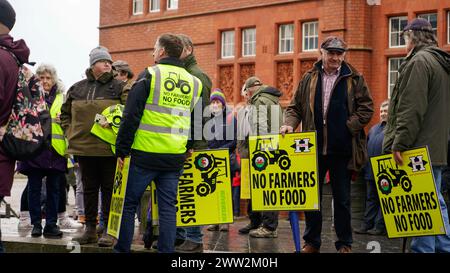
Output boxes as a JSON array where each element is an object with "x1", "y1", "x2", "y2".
[
  {"x1": 132, "y1": 64, "x2": 202, "y2": 154},
  {"x1": 90, "y1": 104, "x2": 124, "y2": 154},
  {"x1": 50, "y1": 93, "x2": 66, "y2": 157}
]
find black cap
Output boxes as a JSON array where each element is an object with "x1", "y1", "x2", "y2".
[{"x1": 0, "y1": 0, "x2": 16, "y2": 30}]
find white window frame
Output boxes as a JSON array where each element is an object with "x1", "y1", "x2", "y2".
[
  {"x1": 149, "y1": 0, "x2": 160, "y2": 12},
  {"x1": 389, "y1": 16, "x2": 408, "y2": 48},
  {"x1": 221, "y1": 30, "x2": 235, "y2": 59},
  {"x1": 279, "y1": 24, "x2": 294, "y2": 54},
  {"x1": 132, "y1": 0, "x2": 144, "y2": 15},
  {"x1": 388, "y1": 57, "x2": 405, "y2": 98},
  {"x1": 302, "y1": 21, "x2": 319, "y2": 52},
  {"x1": 242, "y1": 28, "x2": 256, "y2": 57},
  {"x1": 167, "y1": 0, "x2": 178, "y2": 10},
  {"x1": 418, "y1": 13, "x2": 438, "y2": 36},
  {"x1": 448, "y1": 11, "x2": 450, "y2": 44}
]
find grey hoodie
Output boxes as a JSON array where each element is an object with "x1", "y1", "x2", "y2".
[{"x1": 383, "y1": 45, "x2": 450, "y2": 165}]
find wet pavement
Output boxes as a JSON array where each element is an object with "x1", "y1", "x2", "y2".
[{"x1": 0, "y1": 177, "x2": 405, "y2": 253}]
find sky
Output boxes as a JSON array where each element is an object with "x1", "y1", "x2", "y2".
[{"x1": 9, "y1": 0, "x2": 100, "y2": 89}]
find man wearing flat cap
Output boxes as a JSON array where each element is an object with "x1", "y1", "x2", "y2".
[
  {"x1": 0, "y1": 0, "x2": 31, "y2": 253},
  {"x1": 113, "y1": 60, "x2": 135, "y2": 91},
  {"x1": 61, "y1": 46, "x2": 127, "y2": 247},
  {"x1": 383, "y1": 18, "x2": 450, "y2": 253},
  {"x1": 281, "y1": 36, "x2": 374, "y2": 253}
]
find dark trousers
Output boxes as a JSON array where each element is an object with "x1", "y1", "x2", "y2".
[
  {"x1": 303, "y1": 154, "x2": 353, "y2": 250},
  {"x1": 247, "y1": 201, "x2": 279, "y2": 231},
  {"x1": 361, "y1": 179, "x2": 385, "y2": 231},
  {"x1": 232, "y1": 186, "x2": 241, "y2": 216},
  {"x1": 78, "y1": 156, "x2": 116, "y2": 227},
  {"x1": 28, "y1": 169, "x2": 62, "y2": 226},
  {"x1": 21, "y1": 177, "x2": 68, "y2": 214}
]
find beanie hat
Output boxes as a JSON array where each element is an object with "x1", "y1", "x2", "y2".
[
  {"x1": 89, "y1": 46, "x2": 113, "y2": 66},
  {"x1": 0, "y1": 0, "x2": 16, "y2": 30},
  {"x1": 210, "y1": 88, "x2": 226, "y2": 106}
]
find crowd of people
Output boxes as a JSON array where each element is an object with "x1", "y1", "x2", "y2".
[{"x1": 1, "y1": 0, "x2": 449, "y2": 254}]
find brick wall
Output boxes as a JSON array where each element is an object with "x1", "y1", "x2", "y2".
[{"x1": 100, "y1": 0, "x2": 450, "y2": 124}]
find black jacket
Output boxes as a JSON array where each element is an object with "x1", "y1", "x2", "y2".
[{"x1": 116, "y1": 57, "x2": 201, "y2": 171}]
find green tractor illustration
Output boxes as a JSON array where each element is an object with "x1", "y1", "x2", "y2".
[
  {"x1": 251, "y1": 137, "x2": 291, "y2": 172},
  {"x1": 164, "y1": 72, "x2": 191, "y2": 94},
  {"x1": 194, "y1": 153, "x2": 229, "y2": 197},
  {"x1": 376, "y1": 157, "x2": 412, "y2": 195}
]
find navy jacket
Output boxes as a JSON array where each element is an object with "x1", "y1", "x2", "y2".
[{"x1": 363, "y1": 122, "x2": 386, "y2": 180}]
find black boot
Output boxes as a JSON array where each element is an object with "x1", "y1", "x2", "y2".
[
  {"x1": 31, "y1": 224, "x2": 43, "y2": 237},
  {"x1": 43, "y1": 224, "x2": 63, "y2": 238}
]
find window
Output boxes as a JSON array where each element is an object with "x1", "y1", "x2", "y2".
[
  {"x1": 389, "y1": 16, "x2": 408, "y2": 47},
  {"x1": 388, "y1": 57, "x2": 405, "y2": 97},
  {"x1": 167, "y1": 0, "x2": 178, "y2": 10},
  {"x1": 418, "y1": 13, "x2": 438, "y2": 36},
  {"x1": 132, "y1": 0, "x2": 143, "y2": 15},
  {"x1": 279, "y1": 24, "x2": 294, "y2": 54},
  {"x1": 242, "y1": 28, "x2": 256, "y2": 57},
  {"x1": 150, "y1": 0, "x2": 160, "y2": 12},
  {"x1": 302, "y1": 21, "x2": 319, "y2": 51},
  {"x1": 221, "y1": 30, "x2": 235, "y2": 58}
]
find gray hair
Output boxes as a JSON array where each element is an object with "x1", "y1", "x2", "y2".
[
  {"x1": 404, "y1": 30, "x2": 438, "y2": 48},
  {"x1": 35, "y1": 63, "x2": 65, "y2": 93},
  {"x1": 178, "y1": 33, "x2": 194, "y2": 54}
]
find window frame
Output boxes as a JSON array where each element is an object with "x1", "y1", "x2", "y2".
[
  {"x1": 302, "y1": 21, "x2": 319, "y2": 52},
  {"x1": 389, "y1": 16, "x2": 408, "y2": 48},
  {"x1": 167, "y1": 0, "x2": 178, "y2": 10},
  {"x1": 448, "y1": 11, "x2": 450, "y2": 44},
  {"x1": 242, "y1": 28, "x2": 256, "y2": 57},
  {"x1": 132, "y1": 0, "x2": 144, "y2": 15},
  {"x1": 388, "y1": 57, "x2": 405, "y2": 98},
  {"x1": 221, "y1": 30, "x2": 235, "y2": 59},
  {"x1": 149, "y1": 0, "x2": 160, "y2": 12},
  {"x1": 279, "y1": 24, "x2": 294, "y2": 54}
]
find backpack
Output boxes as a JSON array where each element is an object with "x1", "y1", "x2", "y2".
[{"x1": 0, "y1": 47, "x2": 51, "y2": 161}]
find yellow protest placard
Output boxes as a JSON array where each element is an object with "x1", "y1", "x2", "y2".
[
  {"x1": 370, "y1": 147, "x2": 446, "y2": 238},
  {"x1": 248, "y1": 132, "x2": 319, "y2": 211},
  {"x1": 151, "y1": 149, "x2": 234, "y2": 227},
  {"x1": 240, "y1": 159, "x2": 251, "y2": 199},
  {"x1": 107, "y1": 157, "x2": 130, "y2": 239}
]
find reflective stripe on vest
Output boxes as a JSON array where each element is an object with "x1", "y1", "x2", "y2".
[
  {"x1": 50, "y1": 93, "x2": 66, "y2": 157},
  {"x1": 132, "y1": 64, "x2": 202, "y2": 154}
]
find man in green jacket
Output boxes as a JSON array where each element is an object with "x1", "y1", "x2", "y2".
[
  {"x1": 382, "y1": 18, "x2": 450, "y2": 253},
  {"x1": 238, "y1": 76, "x2": 283, "y2": 238},
  {"x1": 174, "y1": 34, "x2": 212, "y2": 253}
]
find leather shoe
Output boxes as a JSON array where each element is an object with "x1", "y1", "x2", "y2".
[
  {"x1": 354, "y1": 227, "x2": 369, "y2": 234},
  {"x1": 367, "y1": 228, "x2": 387, "y2": 236},
  {"x1": 31, "y1": 224, "x2": 42, "y2": 237},
  {"x1": 301, "y1": 244, "x2": 320, "y2": 253}
]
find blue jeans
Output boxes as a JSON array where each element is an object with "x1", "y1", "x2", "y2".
[
  {"x1": 411, "y1": 166, "x2": 450, "y2": 253},
  {"x1": 176, "y1": 226, "x2": 203, "y2": 244},
  {"x1": 361, "y1": 179, "x2": 385, "y2": 231},
  {"x1": 28, "y1": 169, "x2": 62, "y2": 227},
  {"x1": 114, "y1": 163, "x2": 182, "y2": 253}
]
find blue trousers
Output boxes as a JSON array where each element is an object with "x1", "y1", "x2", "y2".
[{"x1": 114, "y1": 163, "x2": 182, "y2": 253}]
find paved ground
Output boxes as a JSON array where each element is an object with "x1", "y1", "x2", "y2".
[{"x1": 0, "y1": 177, "x2": 405, "y2": 253}]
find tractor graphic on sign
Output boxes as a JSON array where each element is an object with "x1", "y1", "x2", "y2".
[
  {"x1": 113, "y1": 171, "x2": 123, "y2": 195},
  {"x1": 251, "y1": 137, "x2": 291, "y2": 172},
  {"x1": 164, "y1": 72, "x2": 191, "y2": 94},
  {"x1": 376, "y1": 157, "x2": 412, "y2": 195},
  {"x1": 194, "y1": 153, "x2": 229, "y2": 197}
]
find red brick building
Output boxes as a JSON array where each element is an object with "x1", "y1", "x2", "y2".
[{"x1": 99, "y1": 0, "x2": 450, "y2": 125}]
